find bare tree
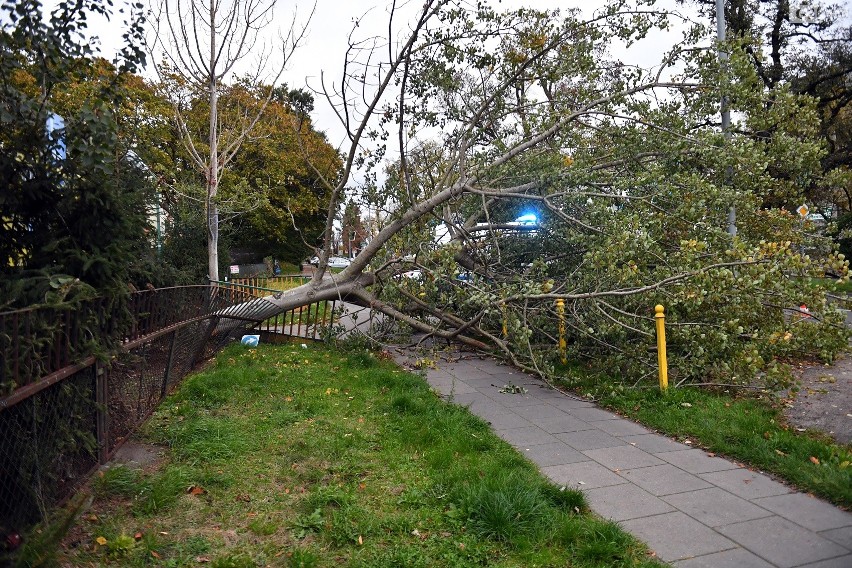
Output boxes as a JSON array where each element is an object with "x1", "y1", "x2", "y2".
[
  {"x1": 148, "y1": 0, "x2": 311, "y2": 281},
  {"x1": 235, "y1": 0, "x2": 847, "y2": 386}
]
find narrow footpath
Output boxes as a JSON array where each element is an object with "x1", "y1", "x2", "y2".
[{"x1": 392, "y1": 348, "x2": 852, "y2": 568}]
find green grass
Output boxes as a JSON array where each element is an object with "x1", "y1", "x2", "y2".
[
  {"x1": 55, "y1": 344, "x2": 661, "y2": 567},
  {"x1": 562, "y1": 377, "x2": 852, "y2": 508}
]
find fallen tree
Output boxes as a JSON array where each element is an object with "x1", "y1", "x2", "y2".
[{"x1": 257, "y1": 0, "x2": 849, "y2": 387}]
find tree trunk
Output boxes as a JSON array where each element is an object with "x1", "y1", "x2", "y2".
[{"x1": 207, "y1": 0, "x2": 219, "y2": 282}]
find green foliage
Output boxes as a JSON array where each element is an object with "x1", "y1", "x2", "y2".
[
  {"x1": 0, "y1": 0, "x2": 161, "y2": 307},
  {"x1": 457, "y1": 471, "x2": 550, "y2": 542},
  {"x1": 368, "y1": 3, "x2": 849, "y2": 389}
]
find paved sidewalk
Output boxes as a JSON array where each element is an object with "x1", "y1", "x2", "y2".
[{"x1": 394, "y1": 348, "x2": 852, "y2": 567}]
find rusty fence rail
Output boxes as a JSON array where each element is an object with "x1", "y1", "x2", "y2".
[{"x1": 0, "y1": 284, "x2": 331, "y2": 534}]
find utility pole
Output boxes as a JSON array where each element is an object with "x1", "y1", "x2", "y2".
[{"x1": 717, "y1": 0, "x2": 736, "y2": 236}]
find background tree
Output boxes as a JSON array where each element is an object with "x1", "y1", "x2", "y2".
[
  {"x1": 682, "y1": 0, "x2": 852, "y2": 214},
  {"x1": 148, "y1": 0, "x2": 310, "y2": 280},
  {"x1": 341, "y1": 199, "x2": 366, "y2": 258},
  {"x1": 0, "y1": 0, "x2": 156, "y2": 308}
]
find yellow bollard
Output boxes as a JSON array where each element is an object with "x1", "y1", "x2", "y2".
[
  {"x1": 556, "y1": 298, "x2": 567, "y2": 365},
  {"x1": 655, "y1": 304, "x2": 668, "y2": 392}
]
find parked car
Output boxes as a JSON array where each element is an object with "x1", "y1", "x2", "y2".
[{"x1": 307, "y1": 256, "x2": 352, "y2": 268}]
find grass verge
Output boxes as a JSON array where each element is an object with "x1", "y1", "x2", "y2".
[
  {"x1": 50, "y1": 344, "x2": 661, "y2": 567},
  {"x1": 560, "y1": 377, "x2": 852, "y2": 508}
]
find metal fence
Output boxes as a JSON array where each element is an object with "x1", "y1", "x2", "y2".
[
  {"x1": 227, "y1": 274, "x2": 310, "y2": 294},
  {"x1": 217, "y1": 280, "x2": 336, "y2": 341},
  {"x1": 0, "y1": 284, "x2": 328, "y2": 533}
]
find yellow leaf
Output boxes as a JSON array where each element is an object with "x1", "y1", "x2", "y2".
[
  {"x1": 95, "y1": 536, "x2": 107, "y2": 546},
  {"x1": 809, "y1": 456, "x2": 820, "y2": 465},
  {"x1": 357, "y1": 535, "x2": 363, "y2": 545}
]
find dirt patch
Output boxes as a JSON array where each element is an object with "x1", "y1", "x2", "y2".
[
  {"x1": 784, "y1": 356, "x2": 852, "y2": 445},
  {"x1": 109, "y1": 440, "x2": 165, "y2": 469}
]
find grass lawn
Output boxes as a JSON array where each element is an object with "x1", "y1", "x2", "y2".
[
  {"x1": 47, "y1": 344, "x2": 661, "y2": 567},
  {"x1": 559, "y1": 377, "x2": 852, "y2": 508}
]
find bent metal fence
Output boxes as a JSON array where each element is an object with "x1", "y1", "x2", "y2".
[{"x1": 0, "y1": 284, "x2": 331, "y2": 534}]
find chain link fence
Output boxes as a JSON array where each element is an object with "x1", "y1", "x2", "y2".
[{"x1": 0, "y1": 284, "x2": 320, "y2": 537}]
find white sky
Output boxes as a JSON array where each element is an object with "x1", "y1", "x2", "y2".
[{"x1": 33, "y1": 0, "x2": 701, "y2": 149}]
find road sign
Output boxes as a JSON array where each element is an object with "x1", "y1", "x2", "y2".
[
  {"x1": 797, "y1": 204, "x2": 809, "y2": 218},
  {"x1": 229, "y1": 265, "x2": 239, "y2": 274}
]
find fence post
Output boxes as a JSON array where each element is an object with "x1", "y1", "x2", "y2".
[
  {"x1": 95, "y1": 361, "x2": 110, "y2": 464},
  {"x1": 162, "y1": 330, "x2": 178, "y2": 400},
  {"x1": 655, "y1": 305, "x2": 669, "y2": 392}
]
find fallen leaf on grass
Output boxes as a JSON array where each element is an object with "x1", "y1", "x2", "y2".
[
  {"x1": 357, "y1": 535, "x2": 363, "y2": 545},
  {"x1": 775, "y1": 450, "x2": 787, "y2": 456},
  {"x1": 151, "y1": 551, "x2": 161, "y2": 559},
  {"x1": 134, "y1": 532, "x2": 143, "y2": 540},
  {"x1": 809, "y1": 456, "x2": 820, "y2": 465},
  {"x1": 195, "y1": 556, "x2": 210, "y2": 563},
  {"x1": 95, "y1": 536, "x2": 107, "y2": 546},
  {"x1": 188, "y1": 485, "x2": 205, "y2": 495}
]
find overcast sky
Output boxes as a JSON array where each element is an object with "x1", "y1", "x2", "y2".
[{"x1": 31, "y1": 0, "x2": 701, "y2": 149}]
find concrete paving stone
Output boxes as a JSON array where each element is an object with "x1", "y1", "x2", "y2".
[
  {"x1": 541, "y1": 460, "x2": 630, "y2": 489},
  {"x1": 429, "y1": 379, "x2": 479, "y2": 397},
  {"x1": 565, "y1": 407, "x2": 622, "y2": 421},
  {"x1": 672, "y1": 548, "x2": 776, "y2": 568},
  {"x1": 424, "y1": 368, "x2": 454, "y2": 379},
  {"x1": 546, "y1": 395, "x2": 596, "y2": 410},
  {"x1": 659, "y1": 449, "x2": 744, "y2": 474},
  {"x1": 477, "y1": 371, "x2": 523, "y2": 383},
  {"x1": 463, "y1": 376, "x2": 504, "y2": 388},
  {"x1": 662, "y1": 487, "x2": 774, "y2": 527},
  {"x1": 582, "y1": 444, "x2": 665, "y2": 470},
  {"x1": 750, "y1": 493, "x2": 852, "y2": 533},
  {"x1": 496, "y1": 426, "x2": 559, "y2": 447},
  {"x1": 512, "y1": 403, "x2": 573, "y2": 421},
  {"x1": 699, "y1": 469, "x2": 791, "y2": 500},
  {"x1": 622, "y1": 433, "x2": 690, "y2": 454},
  {"x1": 619, "y1": 464, "x2": 713, "y2": 496},
  {"x1": 489, "y1": 392, "x2": 550, "y2": 408},
  {"x1": 716, "y1": 516, "x2": 849, "y2": 568},
  {"x1": 446, "y1": 392, "x2": 491, "y2": 407},
  {"x1": 593, "y1": 419, "x2": 651, "y2": 437},
  {"x1": 795, "y1": 554, "x2": 852, "y2": 568},
  {"x1": 470, "y1": 360, "x2": 508, "y2": 373},
  {"x1": 818, "y1": 526, "x2": 852, "y2": 550},
  {"x1": 583, "y1": 483, "x2": 676, "y2": 521},
  {"x1": 555, "y1": 429, "x2": 626, "y2": 451},
  {"x1": 475, "y1": 410, "x2": 532, "y2": 430},
  {"x1": 519, "y1": 442, "x2": 589, "y2": 467},
  {"x1": 528, "y1": 414, "x2": 593, "y2": 434},
  {"x1": 620, "y1": 511, "x2": 738, "y2": 563}
]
